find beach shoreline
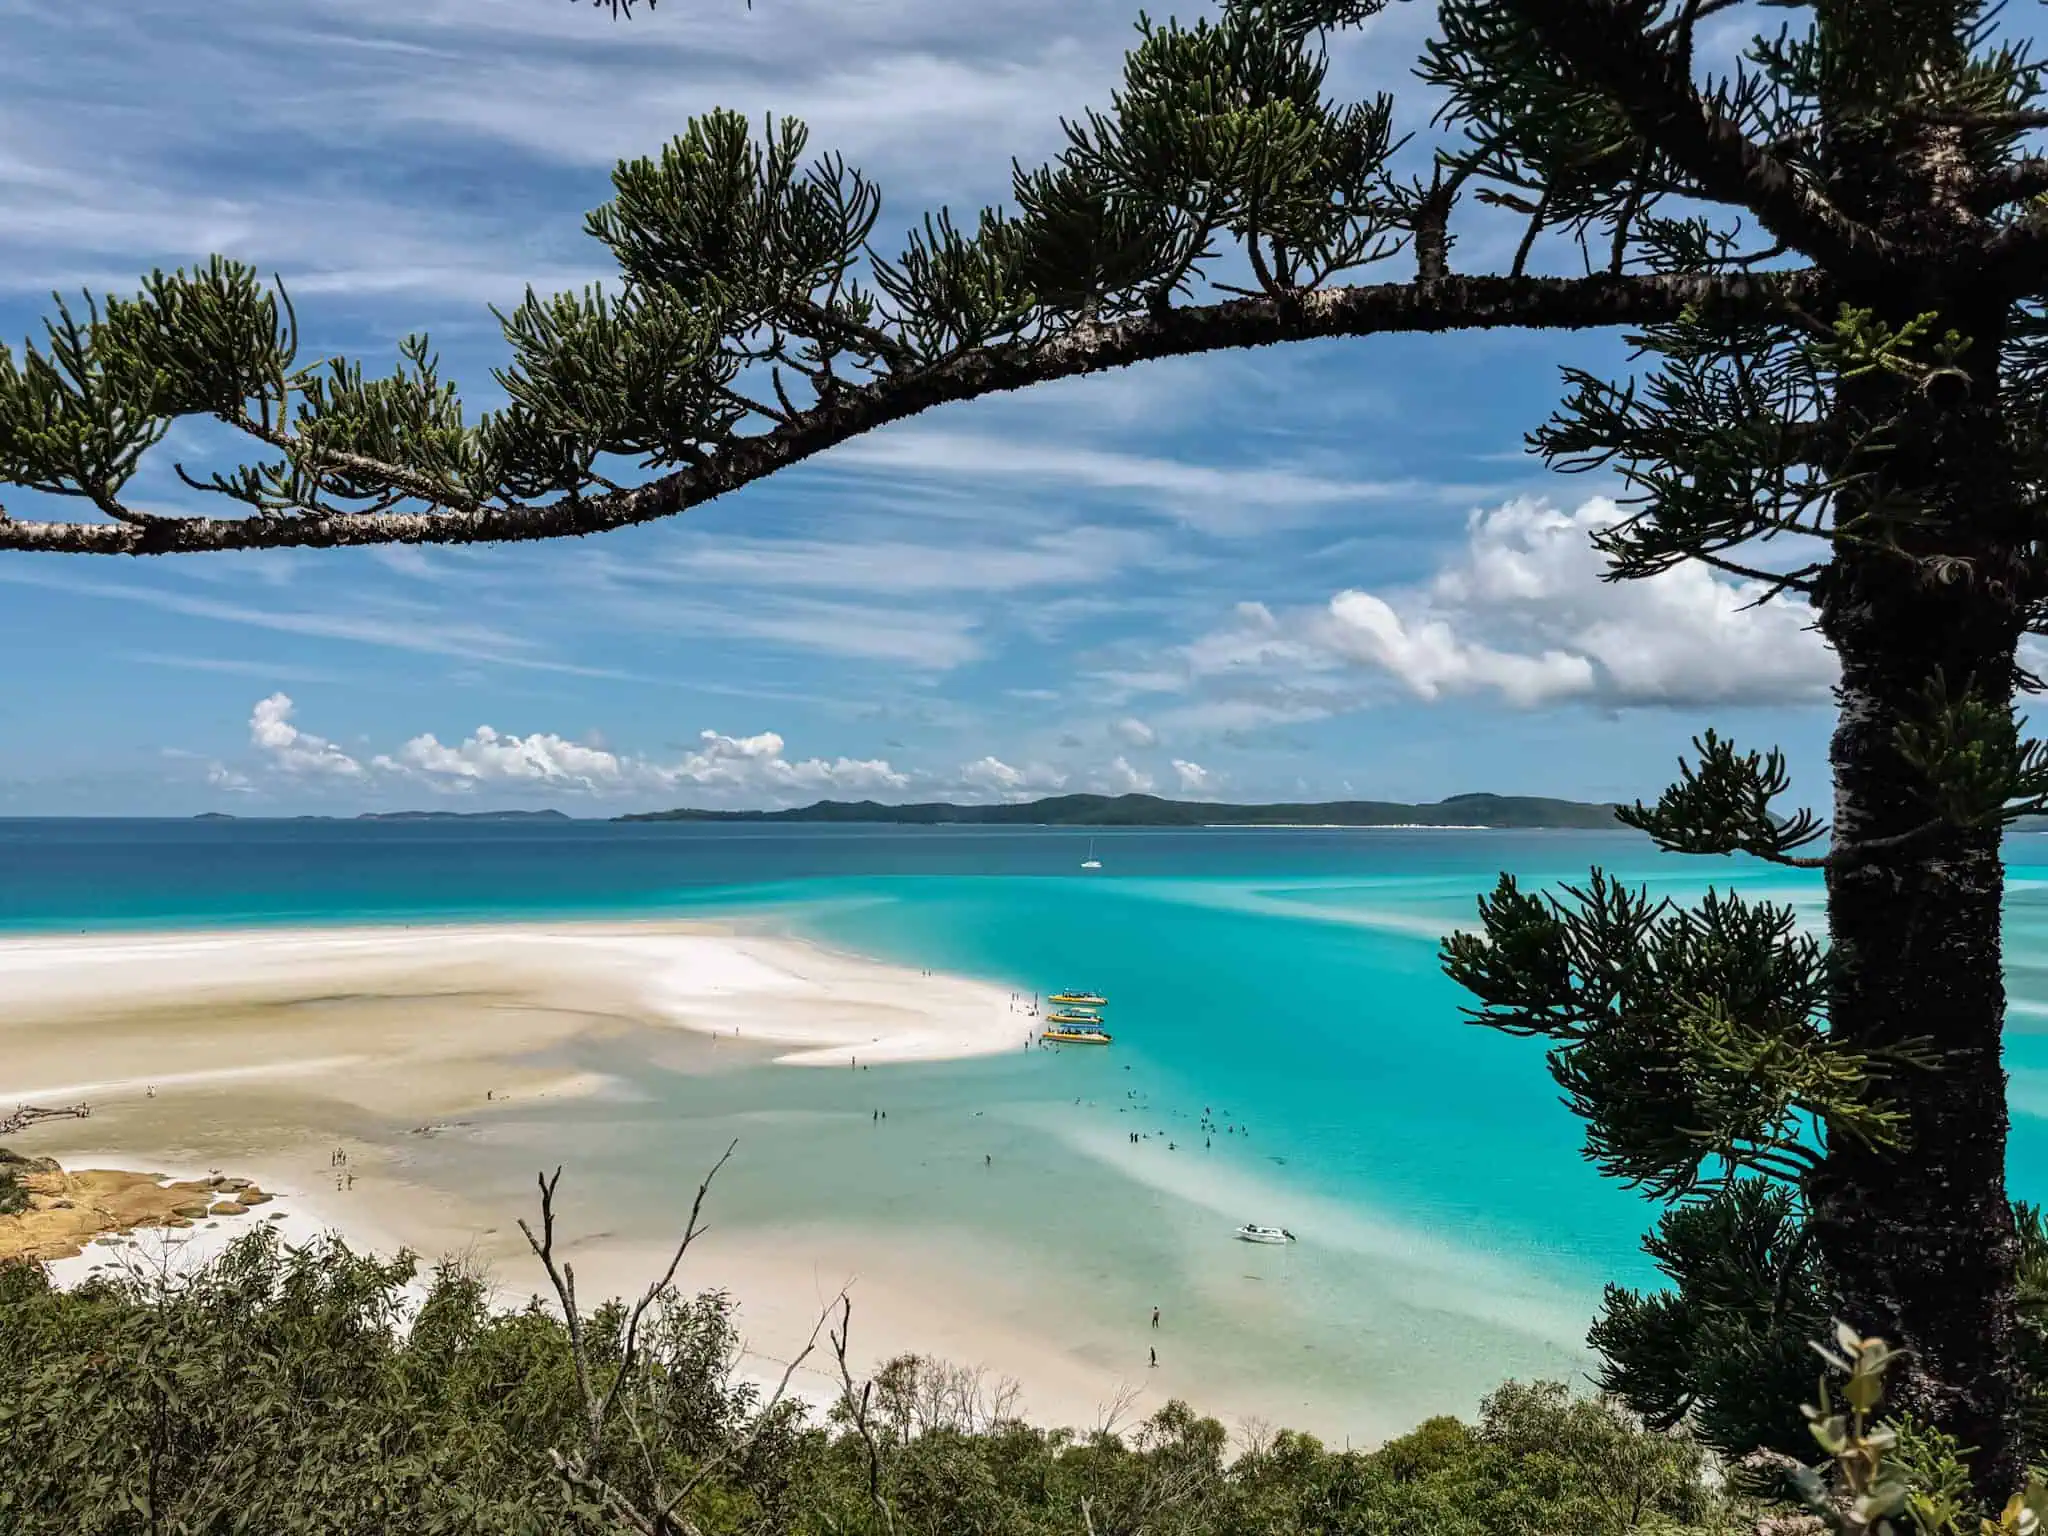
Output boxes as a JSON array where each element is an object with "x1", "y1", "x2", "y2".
[
  {"x1": 0, "y1": 918, "x2": 1034, "y2": 1107},
  {"x1": 0, "y1": 910, "x2": 1596, "y2": 1447},
  {"x1": 0, "y1": 916, "x2": 1180, "y2": 1434}
]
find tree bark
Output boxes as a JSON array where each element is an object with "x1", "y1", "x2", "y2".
[{"x1": 1811, "y1": 289, "x2": 2027, "y2": 1503}]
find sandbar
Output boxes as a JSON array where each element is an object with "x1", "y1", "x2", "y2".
[{"x1": 0, "y1": 920, "x2": 1028, "y2": 1118}]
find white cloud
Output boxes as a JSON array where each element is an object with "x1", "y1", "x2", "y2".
[
  {"x1": 235, "y1": 697, "x2": 906, "y2": 804},
  {"x1": 1173, "y1": 759, "x2": 1216, "y2": 795},
  {"x1": 0, "y1": 566, "x2": 651, "y2": 680},
  {"x1": 616, "y1": 525, "x2": 1158, "y2": 597},
  {"x1": 249, "y1": 692, "x2": 364, "y2": 777},
  {"x1": 1111, "y1": 716, "x2": 1157, "y2": 748},
  {"x1": 1162, "y1": 497, "x2": 1835, "y2": 716},
  {"x1": 829, "y1": 429, "x2": 1431, "y2": 535},
  {"x1": 654, "y1": 730, "x2": 909, "y2": 798},
  {"x1": 1101, "y1": 756, "x2": 1155, "y2": 794},
  {"x1": 206, "y1": 761, "x2": 255, "y2": 792},
  {"x1": 957, "y1": 755, "x2": 1068, "y2": 800},
  {"x1": 1320, "y1": 590, "x2": 1596, "y2": 706},
  {"x1": 579, "y1": 587, "x2": 987, "y2": 670},
  {"x1": 377, "y1": 727, "x2": 626, "y2": 791}
]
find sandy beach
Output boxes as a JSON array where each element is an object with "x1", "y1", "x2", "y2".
[
  {"x1": 0, "y1": 921, "x2": 1026, "y2": 1101},
  {"x1": 0, "y1": 917, "x2": 1593, "y2": 1444},
  {"x1": 0, "y1": 920, "x2": 1163, "y2": 1431}
]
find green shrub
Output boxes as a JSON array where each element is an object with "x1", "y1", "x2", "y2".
[{"x1": 0, "y1": 1228, "x2": 1761, "y2": 1536}]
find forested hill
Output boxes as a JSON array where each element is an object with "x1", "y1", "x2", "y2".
[{"x1": 616, "y1": 792, "x2": 1625, "y2": 828}]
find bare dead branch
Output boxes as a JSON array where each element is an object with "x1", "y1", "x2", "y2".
[
  {"x1": 0, "y1": 1101, "x2": 92, "y2": 1135},
  {"x1": 592, "y1": 1141, "x2": 737, "y2": 1449},
  {"x1": 831, "y1": 1297, "x2": 896, "y2": 1536},
  {"x1": 516, "y1": 1166, "x2": 600, "y2": 1464},
  {"x1": 655, "y1": 1284, "x2": 845, "y2": 1526}
]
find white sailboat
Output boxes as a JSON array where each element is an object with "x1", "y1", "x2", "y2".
[
  {"x1": 1235, "y1": 1224, "x2": 1297, "y2": 1245},
  {"x1": 1080, "y1": 838, "x2": 1102, "y2": 870}
]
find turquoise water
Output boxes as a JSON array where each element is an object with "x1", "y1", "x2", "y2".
[{"x1": 12, "y1": 818, "x2": 2048, "y2": 1431}]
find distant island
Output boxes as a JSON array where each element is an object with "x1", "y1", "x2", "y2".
[{"x1": 617, "y1": 791, "x2": 1626, "y2": 829}]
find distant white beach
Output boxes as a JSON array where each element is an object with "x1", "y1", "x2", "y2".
[{"x1": 1200, "y1": 822, "x2": 1495, "y2": 830}]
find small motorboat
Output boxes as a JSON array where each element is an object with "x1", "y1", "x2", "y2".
[
  {"x1": 1235, "y1": 1223, "x2": 1297, "y2": 1245},
  {"x1": 1045, "y1": 1008, "x2": 1105, "y2": 1025},
  {"x1": 1040, "y1": 1024, "x2": 1113, "y2": 1044}
]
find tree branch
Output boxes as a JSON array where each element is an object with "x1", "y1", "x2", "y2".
[
  {"x1": 0, "y1": 268, "x2": 1823, "y2": 557},
  {"x1": 1511, "y1": 0, "x2": 1888, "y2": 271},
  {"x1": 1972, "y1": 156, "x2": 2048, "y2": 214},
  {"x1": 831, "y1": 1298, "x2": 896, "y2": 1536},
  {"x1": 230, "y1": 417, "x2": 484, "y2": 513},
  {"x1": 590, "y1": 1140, "x2": 736, "y2": 1447}
]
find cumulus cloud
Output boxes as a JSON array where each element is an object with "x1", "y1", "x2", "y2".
[
  {"x1": 957, "y1": 755, "x2": 1068, "y2": 799},
  {"x1": 376, "y1": 727, "x2": 625, "y2": 792},
  {"x1": 1173, "y1": 759, "x2": 1216, "y2": 795},
  {"x1": 1101, "y1": 756, "x2": 1155, "y2": 794},
  {"x1": 1111, "y1": 716, "x2": 1158, "y2": 747},
  {"x1": 655, "y1": 731, "x2": 909, "y2": 797},
  {"x1": 1320, "y1": 590, "x2": 1596, "y2": 706},
  {"x1": 238, "y1": 697, "x2": 906, "y2": 804},
  {"x1": 1171, "y1": 498, "x2": 1835, "y2": 715},
  {"x1": 1326, "y1": 498, "x2": 1833, "y2": 707},
  {"x1": 249, "y1": 692, "x2": 364, "y2": 776}
]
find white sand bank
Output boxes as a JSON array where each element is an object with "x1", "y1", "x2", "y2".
[{"x1": 0, "y1": 921, "x2": 1027, "y2": 1115}]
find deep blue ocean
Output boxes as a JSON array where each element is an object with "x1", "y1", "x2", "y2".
[{"x1": 11, "y1": 816, "x2": 2048, "y2": 1425}]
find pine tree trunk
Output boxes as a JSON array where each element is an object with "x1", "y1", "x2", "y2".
[{"x1": 1811, "y1": 346, "x2": 2026, "y2": 1497}]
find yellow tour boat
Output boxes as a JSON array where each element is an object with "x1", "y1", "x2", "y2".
[
  {"x1": 1040, "y1": 1023, "x2": 1112, "y2": 1044},
  {"x1": 1048, "y1": 991, "x2": 1108, "y2": 1007}
]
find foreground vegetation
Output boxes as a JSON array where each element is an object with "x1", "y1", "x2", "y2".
[
  {"x1": 0, "y1": 1225, "x2": 1753, "y2": 1536},
  {"x1": 10, "y1": 0, "x2": 2048, "y2": 1482}
]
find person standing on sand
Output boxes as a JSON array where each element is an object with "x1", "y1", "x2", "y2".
[
  {"x1": 985, "y1": 1154, "x2": 992, "y2": 1167},
  {"x1": 1151, "y1": 1306, "x2": 1160, "y2": 1329},
  {"x1": 1149, "y1": 1348, "x2": 1157, "y2": 1368}
]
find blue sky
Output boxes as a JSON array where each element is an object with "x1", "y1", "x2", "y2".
[{"x1": 0, "y1": 0, "x2": 1842, "y2": 815}]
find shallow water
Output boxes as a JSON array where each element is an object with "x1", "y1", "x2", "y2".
[{"x1": 10, "y1": 818, "x2": 2048, "y2": 1434}]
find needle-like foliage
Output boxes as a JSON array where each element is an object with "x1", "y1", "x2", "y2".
[{"x1": 13, "y1": 0, "x2": 2048, "y2": 1501}]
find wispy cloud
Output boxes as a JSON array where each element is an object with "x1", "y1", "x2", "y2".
[
  {"x1": 594, "y1": 524, "x2": 1158, "y2": 597},
  {"x1": 118, "y1": 651, "x2": 356, "y2": 685},
  {"x1": 825, "y1": 429, "x2": 1438, "y2": 535},
  {"x1": 0, "y1": 566, "x2": 651, "y2": 680}
]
